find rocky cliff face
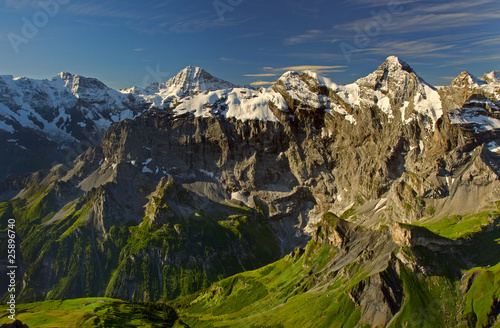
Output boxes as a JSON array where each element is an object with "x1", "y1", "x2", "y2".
[{"x1": 1, "y1": 57, "x2": 500, "y2": 326}]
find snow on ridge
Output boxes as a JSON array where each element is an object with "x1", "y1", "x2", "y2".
[
  {"x1": 5, "y1": 58, "x2": 496, "y2": 138},
  {"x1": 482, "y1": 71, "x2": 500, "y2": 84},
  {"x1": 413, "y1": 83, "x2": 443, "y2": 124},
  {"x1": 303, "y1": 70, "x2": 340, "y2": 91},
  {"x1": 483, "y1": 71, "x2": 498, "y2": 83},
  {"x1": 173, "y1": 87, "x2": 284, "y2": 122},
  {"x1": 163, "y1": 65, "x2": 236, "y2": 96},
  {"x1": 277, "y1": 70, "x2": 335, "y2": 109},
  {"x1": 277, "y1": 63, "x2": 442, "y2": 126},
  {"x1": 488, "y1": 141, "x2": 500, "y2": 153},
  {"x1": 452, "y1": 71, "x2": 486, "y2": 88},
  {"x1": 383, "y1": 55, "x2": 413, "y2": 73},
  {"x1": 448, "y1": 106, "x2": 500, "y2": 132}
]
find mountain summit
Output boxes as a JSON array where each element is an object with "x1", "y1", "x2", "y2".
[
  {"x1": 163, "y1": 66, "x2": 236, "y2": 96},
  {"x1": 482, "y1": 70, "x2": 500, "y2": 84},
  {"x1": 381, "y1": 55, "x2": 415, "y2": 73}
]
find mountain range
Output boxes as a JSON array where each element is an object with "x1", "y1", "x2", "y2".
[
  {"x1": 1, "y1": 57, "x2": 500, "y2": 327},
  {"x1": 1, "y1": 58, "x2": 498, "y2": 179}
]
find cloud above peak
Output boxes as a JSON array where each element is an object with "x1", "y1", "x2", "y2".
[{"x1": 264, "y1": 65, "x2": 347, "y2": 74}]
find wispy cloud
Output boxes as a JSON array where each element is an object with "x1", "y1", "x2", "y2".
[
  {"x1": 134, "y1": 48, "x2": 145, "y2": 52},
  {"x1": 268, "y1": 65, "x2": 346, "y2": 71},
  {"x1": 285, "y1": 53, "x2": 351, "y2": 61},
  {"x1": 285, "y1": 30, "x2": 338, "y2": 45},
  {"x1": 338, "y1": 12, "x2": 500, "y2": 35},
  {"x1": 168, "y1": 16, "x2": 230, "y2": 33},
  {"x1": 470, "y1": 36, "x2": 500, "y2": 47},
  {"x1": 285, "y1": 0, "x2": 500, "y2": 45},
  {"x1": 40, "y1": 0, "x2": 240, "y2": 34},
  {"x1": 440, "y1": 54, "x2": 500, "y2": 67},
  {"x1": 265, "y1": 65, "x2": 346, "y2": 74},
  {"x1": 416, "y1": 0, "x2": 494, "y2": 13},
  {"x1": 244, "y1": 73, "x2": 278, "y2": 77},
  {"x1": 250, "y1": 81, "x2": 275, "y2": 86},
  {"x1": 363, "y1": 40, "x2": 456, "y2": 56}
]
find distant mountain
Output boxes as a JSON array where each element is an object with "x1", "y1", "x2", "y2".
[
  {"x1": 2, "y1": 60, "x2": 499, "y2": 180},
  {"x1": 482, "y1": 70, "x2": 500, "y2": 84}
]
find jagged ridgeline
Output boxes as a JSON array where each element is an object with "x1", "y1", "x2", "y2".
[{"x1": 1, "y1": 57, "x2": 500, "y2": 327}]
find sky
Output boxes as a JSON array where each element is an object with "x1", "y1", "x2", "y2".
[{"x1": 0, "y1": 0, "x2": 499, "y2": 89}]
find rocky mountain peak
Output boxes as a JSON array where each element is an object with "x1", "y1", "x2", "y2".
[
  {"x1": 451, "y1": 71, "x2": 486, "y2": 88},
  {"x1": 354, "y1": 56, "x2": 420, "y2": 92},
  {"x1": 482, "y1": 71, "x2": 500, "y2": 84},
  {"x1": 163, "y1": 65, "x2": 235, "y2": 97},
  {"x1": 382, "y1": 55, "x2": 414, "y2": 74},
  {"x1": 51, "y1": 72, "x2": 112, "y2": 97},
  {"x1": 56, "y1": 72, "x2": 74, "y2": 80}
]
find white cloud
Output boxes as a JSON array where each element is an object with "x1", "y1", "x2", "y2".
[
  {"x1": 285, "y1": 0, "x2": 500, "y2": 45},
  {"x1": 285, "y1": 30, "x2": 337, "y2": 45},
  {"x1": 250, "y1": 81, "x2": 275, "y2": 86},
  {"x1": 244, "y1": 73, "x2": 278, "y2": 77},
  {"x1": 470, "y1": 36, "x2": 500, "y2": 47},
  {"x1": 264, "y1": 65, "x2": 347, "y2": 75},
  {"x1": 363, "y1": 40, "x2": 456, "y2": 56},
  {"x1": 440, "y1": 54, "x2": 500, "y2": 67}
]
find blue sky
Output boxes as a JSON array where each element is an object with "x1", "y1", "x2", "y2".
[{"x1": 0, "y1": 0, "x2": 499, "y2": 89}]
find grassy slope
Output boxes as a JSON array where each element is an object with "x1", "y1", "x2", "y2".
[
  {"x1": 171, "y1": 206, "x2": 500, "y2": 328},
  {"x1": 412, "y1": 208, "x2": 500, "y2": 328},
  {"x1": 174, "y1": 241, "x2": 365, "y2": 328},
  {"x1": 0, "y1": 298, "x2": 179, "y2": 327},
  {"x1": 173, "y1": 245, "x2": 461, "y2": 327}
]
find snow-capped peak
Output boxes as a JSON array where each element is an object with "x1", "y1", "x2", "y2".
[
  {"x1": 451, "y1": 71, "x2": 486, "y2": 88},
  {"x1": 382, "y1": 55, "x2": 414, "y2": 74},
  {"x1": 163, "y1": 66, "x2": 235, "y2": 97},
  {"x1": 278, "y1": 71, "x2": 300, "y2": 81},
  {"x1": 119, "y1": 66, "x2": 237, "y2": 108},
  {"x1": 482, "y1": 71, "x2": 500, "y2": 84},
  {"x1": 56, "y1": 72, "x2": 74, "y2": 80},
  {"x1": 355, "y1": 56, "x2": 418, "y2": 91}
]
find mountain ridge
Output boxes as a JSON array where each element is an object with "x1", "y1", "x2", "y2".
[{"x1": 1, "y1": 56, "x2": 498, "y2": 181}]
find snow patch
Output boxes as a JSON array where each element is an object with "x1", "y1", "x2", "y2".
[
  {"x1": 449, "y1": 108, "x2": 500, "y2": 132},
  {"x1": 413, "y1": 84, "x2": 443, "y2": 125},
  {"x1": 488, "y1": 141, "x2": 500, "y2": 153},
  {"x1": 173, "y1": 87, "x2": 281, "y2": 122}
]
